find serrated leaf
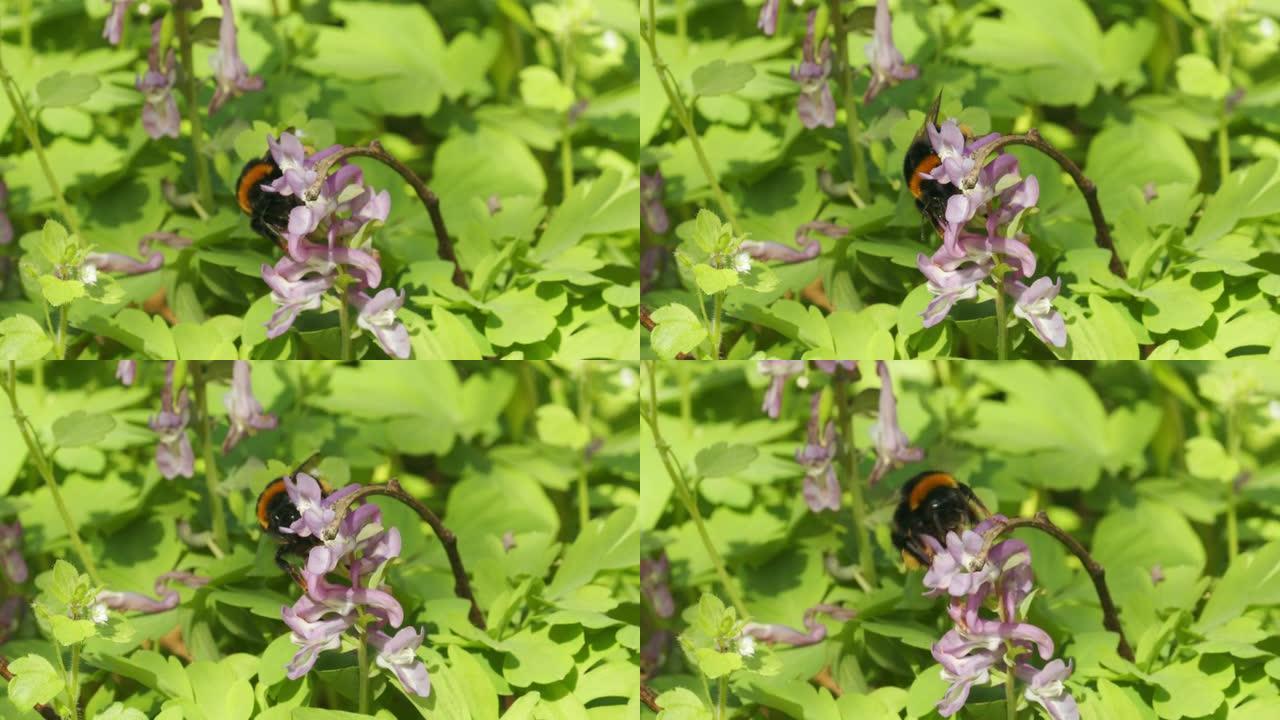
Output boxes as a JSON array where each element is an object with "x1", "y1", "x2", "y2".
[
  {"x1": 691, "y1": 59, "x2": 756, "y2": 96},
  {"x1": 0, "y1": 315, "x2": 53, "y2": 361},
  {"x1": 693, "y1": 265, "x2": 740, "y2": 294},
  {"x1": 52, "y1": 410, "x2": 117, "y2": 448},
  {"x1": 695, "y1": 442, "x2": 758, "y2": 478},
  {"x1": 39, "y1": 275, "x2": 86, "y2": 306},
  {"x1": 694, "y1": 647, "x2": 743, "y2": 679},
  {"x1": 6, "y1": 654, "x2": 64, "y2": 707},
  {"x1": 36, "y1": 71, "x2": 101, "y2": 108},
  {"x1": 1175, "y1": 54, "x2": 1228, "y2": 99},
  {"x1": 650, "y1": 304, "x2": 706, "y2": 359}
]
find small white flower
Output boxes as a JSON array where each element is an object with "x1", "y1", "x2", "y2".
[
  {"x1": 90, "y1": 602, "x2": 109, "y2": 625},
  {"x1": 733, "y1": 252, "x2": 752, "y2": 274},
  {"x1": 737, "y1": 635, "x2": 756, "y2": 657},
  {"x1": 1269, "y1": 399, "x2": 1280, "y2": 421},
  {"x1": 80, "y1": 263, "x2": 99, "y2": 286},
  {"x1": 600, "y1": 29, "x2": 621, "y2": 52},
  {"x1": 617, "y1": 367, "x2": 637, "y2": 388}
]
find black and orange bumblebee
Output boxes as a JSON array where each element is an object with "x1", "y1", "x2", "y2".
[
  {"x1": 236, "y1": 152, "x2": 300, "y2": 249},
  {"x1": 890, "y1": 470, "x2": 989, "y2": 569},
  {"x1": 255, "y1": 454, "x2": 329, "y2": 578},
  {"x1": 902, "y1": 92, "x2": 961, "y2": 237}
]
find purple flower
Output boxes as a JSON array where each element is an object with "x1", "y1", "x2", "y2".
[
  {"x1": 0, "y1": 522, "x2": 28, "y2": 583},
  {"x1": 97, "y1": 571, "x2": 209, "y2": 614},
  {"x1": 739, "y1": 234, "x2": 821, "y2": 264},
  {"x1": 369, "y1": 628, "x2": 432, "y2": 697},
  {"x1": 917, "y1": 254, "x2": 988, "y2": 328},
  {"x1": 640, "y1": 553, "x2": 675, "y2": 619},
  {"x1": 641, "y1": 172, "x2": 669, "y2": 234},
  {"x1": 261, "y1": 263, "x2": 331, "y2": 338},
  {"x1": 1017, "y1": 659, "x2": 1079, "y2": 720},
  {"x1": 0, "y1": 596, "x2": 23, "y2": 645},
  {"x1": 797, "y1": 393, "x2": 840, "y2": 512},
  {"x1": 85, "y1": 250, "x2": 164, "y2": 275},
  {"x1": 863, "y1": 0, "x2": 919, "y2": 104},
  {"x1": 283, "y1": 604, "x2": 353, "y2": 678},
  {"x1": 148, "y1": 363, "x2": 193, "y2": 479},
  {"x1": 740, "y1": 603, "x2": 855, "y2": 647},
  {"x1": 136, "y1": 20, "x2": 179, "y2": 139},
  {"x1": 282, "y1": 472, "x2": 338, "y2": 538},
  {"x1": 102, "y1": 1, "x2": 133, "y2": 46},
  {"x1": 922, "y1": 530, "x2": 998, "y2": 598},
  {"x1": 867, "y1": 361, "x2": 923, "y2": 485},
  {"x1": 757, "y1": 0, "x2": 780, "y2": 36},
  {"x1": 0, "y1": 178, "x2": 11, "y2": 246},
  {"x1": 931, "y1": 230, "x2": 1037, "y2": 279},
  {"x1": 222, "y1": 361, "x2": 277, "y2": 452},
  {"x1": 1006, "y1": 277, "x2": 1067, "y2": 348},
  {"x1": 813, "y1": 360, "x2": 857, "y2": 375},
  {"x1": 758, "y1": 360, "x2": 808, "y2": 419},
  {"x1": 115, "y1": 360, "x2": 137, "y2": 386},
  {"x1": 642, "y1": 629, "x2": 671, "y2": 677},
  {"x1": 208, "y1": 0, "x2": 264, "y2": 115},
  {"x1": 791, "y1": 11, "x2": 835, "y2": 129},
  {"x1": 351, "y1": 288, "x2": 411, "y2": 360},
  {"x1": 277, "y1": 237, "x2": 383, "y2": 291}
]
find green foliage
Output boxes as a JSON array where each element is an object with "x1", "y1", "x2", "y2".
[{"x1": 642, "y1": 360, "x2": 1280, "y2": 719}]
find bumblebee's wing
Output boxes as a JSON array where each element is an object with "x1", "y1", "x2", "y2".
[
  {"x1": 290, "y1": 452, "x2": 324, "y2": 478},
  {"x1": 910, "y1": 90, "x2": 943, "y2": 145}
]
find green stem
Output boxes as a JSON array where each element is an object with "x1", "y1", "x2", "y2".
[
  {"x1": 1004, "y1": 645, "x2": 1018, "y2": 720},
  {"x1": 0, "y1": 46, "x2": 81, "y2": 238},
  {"x1": 1216, "y1": 14, "x2": 1234, "y2": 186},
  {"x1": 69, "y1": 644, "x2": 80, "y2": 720},
  {"x1": 357, "y1": 629, "x2": 370, "y2": 714},
  {"x1": 994, "y1": 284, "x2": 1009, "y2": 360},
  {"x1": 559, "y1": 30, "x2": 576, "y2": 197},
  {"x1": 20, "y1": 0, "x2": 32, "y2": 55},
  {"x1": 717, "y1": 676, "x2": 727, "y2": 720},
  {"x1": 834, "y1": 373, "x2": 874, "y2": 586},
  {"x1": 2, "y1": 362, "x2": 101, "y2": 584},
  {"x1": 642, "y1": 0, "x2": 742, "y2": 235},
  {"x1": 190, "y1": 363, "x2": 229, "y2": 551},
  {"x1": 710, "y1": 292, "x2": 724, "y2": 359},
  {"x1": 338, "y1": 292, "x2": 352, "y2": 361},
  {"x1": 643, "y1": 362, "x2": 750, "y2": 618},
  {"x1": 828, "y1": 0, "x2": 869, "y2": 198},
  {"x1": 676, "y1": 0, "x2": 688, "y2": 52},
  {"x1": 55, "y1": 307, "x2": 67, "y2": 361},
  {"x1": 694, "y1": 288, "x2": 715, "y2": 359},
  {"x1": 1225, "y1": 403, "x2": 1240, "y2": 560},
  {"x1": 576, "y1": 365, "x2": 592, "y2": 531},
  {"x1": 173, "y1": 7, "x2": 213, "y2": 210}
]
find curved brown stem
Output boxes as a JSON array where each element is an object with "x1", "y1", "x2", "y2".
[
  {"x1": 640, "y1": 683, "x2": 661, "y2": 712},
  {"x1": 328, "y1": 479, "x2": 485, "y2": 631},
  {"x1": 0, "y1": 655, "x2": 61, "y2": 720},
  {"x1": 969, "y1": 130, "x2": 1126, "y2": 279},
  {"x1": 979, "y1": 512, "x2": 1134, "y2": 661},
  {"x1": 308, "y1": 142, "x2": 468, "y2": 290}
]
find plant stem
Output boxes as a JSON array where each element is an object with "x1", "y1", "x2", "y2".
[
  {"x1": 642, "y1": 362, "x2": 750, "y2": 618},
  {"x1": 968, "y1": 130, "x2": 1125, "y2": 279},
  {"x1": 55, "y1": 307, "x2": 68, "y2": 360},
  {"x1": 1004, "y1": 649, "x2": 1018, "y2": 720},
  {"x1": 337, "y1": 292, "x2": 352, "y2": 361},
  {"x1": 20, "y1": 0, "x2": 32, "y2": 55},
  {"x1": 559, "y1": 30, "x2": 576, "y2": 197},
  {"x1": 1225, "y1": 403, "x2": 1240, "y2": 560},
  {"x1": 190, "y1": 363, "x2": 229, "y2": 552},
  {"x1": 977, "y1": 512, "x2": 1134, "y2": 661},
  {"x1": 641, "y1": 0, "x2": 742, "y2": 235},
  {"x1": 1217, "y1": 14, "x2": 1234, "y2": 186},
  {"x1": 676, "y1": 0, "x2": 688, "y2": 51},
  {"x1": 173, "y1": 7, "x2": 213, "y2": 211},
  {"x1": 2, "y1": 362, "x2": 101, "y2": 585},
  {"x1": 833, "y1": 373, "x2": 875, "y2": 586},
  {"x1": 306, "y1": 143, "x2": 467, "y2": 289},
  {"x1": 329, "y1": 480, "x2": 486, "y2": 629},
  {"x1": 0, "y1": 47, "x2": 81, "y2": 238},
  {"x1": 828, "y1": 0, "x2": 869, "y2": 198},
  {"x1": 994, "y1": 283, "x2": 1009, "y2": 360},
  {"x1": 356, "y1": 629, "x2": 370, "y2": 715},
  {"x1": 717, "y1": 676, "x2": 727, "y2": 720},
  {"x1": 710, "y1": 292, "x2": 724, "y2": 359},
  {"x1": 576, "y1": 364, "x2": 593, "y2": 531},
  {"x1": 69, "y1": 644, "x2": 80, "y2": 720}
]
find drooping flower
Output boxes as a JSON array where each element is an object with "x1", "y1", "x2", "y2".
[
  {"x1": 1006, "y1": 277, "x2": 1067, "y2": 348},
  {"x1": 863, "y1": 0, "x2": 919, "y2": 104},
  {"x1": 97, "y1": 571, "x2": 209, "y2": 613},
  {"x1": 0, "y1": 522, "x2": 28, "y2": 583},
  {"x1": 148, "y1": 362, "x2": 193, "y2": 479},
  {"x1": 281, "y1": 472, "x2": 338, "y2": 539},
  {"x1": 85, "y1": 250, "x2": 165, "y2": 275},
  {"x1": 0, "y1": 178, "x2": 12, "y2": 245},
  {"x1": 797, "y1": 393, "x2": 841, "y2": 512},
  {"x1": 916, "y1": 254, "x2": 988, "y2": 328},
  {"x1": 208, "y1": 0, "x2": 264, "y2": 115},
  {"x1": 921, "y1": 531, "x2": 998, "y2": 599},
  {"x1": 282, "y1": 604, "x2": 353, "y2": 678},
  {"x1": 867, "y1": 361, "x2": 924, "y2": 485},
  {"x1": 1017, "y1": 659, "x2": 1080, "y2": 720},
  {"x1": 102, "y1": 1, "x2": 134, "y2": 46},
  {"x1": 115, "y1": 360, "x2": 137, "y2": 386},
  {"x1": 758, "y1": 360, "x2": 808, "y2": 419},
  {"x1": 369, "y1": 627, "x2": 432, "y2": 697},
  {"x1": 136, "y1": 20, "x2": 180, "y2": 139},
  {"x1": 222, "y1": 361, "x2": 277, "y2": 452},
  {"x1": 640, "y1": 553, "x2": 675, "y2": 619},
  {"x1": 641, "y1": 172, "x2": 669, "y2": 234},
  {"x1": 740, "y1": 603, "x2": 856, "y2": 646},
  {"x1": 791, "y1": 11, "x2": 835, "y2": 129},
  {"x1": 351, "y1": 288, "x2": 411, "y2": 360},
  {"x1": 261, "y1": 263, "x2": 331, "y2": 338},
  {"x1": 757, "y1": 0, "x2": 780, "y2": 35}
]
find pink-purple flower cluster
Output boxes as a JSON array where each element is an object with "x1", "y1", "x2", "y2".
[
  {"x1": 278, "y1": 473, "x2": 431, "y2": 698},
  {"x1": 256, "y1": 132, "x2": 410, "y2": 358},
  {"x1": 740, "y1": 602, "x2": 856, "y2": 647},
  {"x1": 791, "y1": 11, "x2": 835, "y2": 129},
  {"x1": 222, "y1": 361, "x2": 278, "y2": 452},
  {"x1": 914, "y1": 117, "x2": 1066, "y2": 347},
  {"x1": 149, "y1": 362, "x2": 194, "y2": 480},
  {"x1": 863, "y1": 0, "x2": 919, "y2": 104},
  {"x1": 102, "y1": 0, "x2": 133, "y2": 46},
  {"x1": 922, "y1": 518, "x2": 1079, "y2": 720},
  {"x1": 209, "y1": 0, "x2": 264, "y2": 115},
  {"x1": 0, "y1": 177, "x2": 12, "y2": 246},
  {"x1": 641, "y1": 172, "x2": 669, "y2": 235},
  {"x1": 0, "y1": 521, "x2": 27, "y2": 584},
  {"x1": 97, "y1": 571, "x2": 209, "y2": 613},
  {"x1": 136, "y1": 20, "x2": 179, "y2": 139}
]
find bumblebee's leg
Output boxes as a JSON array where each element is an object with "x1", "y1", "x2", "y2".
[
  {"x1": 959, "y1": 484, "x2": 990, "y2": 521},
  {"x1": 900, "y1": 535, "x2": 932, "y2": 569},
  {"x1": 275, "y1": 541, "x2": 309, "y2": 590}
]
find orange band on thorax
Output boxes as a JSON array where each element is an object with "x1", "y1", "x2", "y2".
[
  {"x1": 908, "y1": 154, "x2": 941, "y2": 199},
  {"x1": 908, "y1": 472, "x2": 958, "y2": 510},
  {"x1": 256, "y1": 478, "x2": 289, "y2": 529},
  {"x1": 237, "y1": 162, "x2": 274, "y2": 214}
]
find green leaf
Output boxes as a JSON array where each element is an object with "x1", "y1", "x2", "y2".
[
  {"x1": 535, "y1": 404, "x2": 589, "y2": 450},
  {"x1": 650, "y1": 303, "x2": 706, "y2": 359},
  {"x1": 655, "y1": 688, "x2": 713, "y2": 720},
  {"x1": 500, "y1": 626, "x2": 580, "y2": 687},
  {"x1": 483, "y1": 284, "x2": 567, "y2": 347},
  {"x1": 49, "y1": 614, "x2": 98, "y2": 645},
  {"x1": 500, "y1": 692, "x2": 542, "y2": 720},
  {"x1": 692, "y1": 209, "x2": 723, "y2": 254},
  {"x1": 1195, "y1": 541, "x2": 1280, "y2": 632},
  {"x1": 694, "y1": 647, "x2": 744, "y2": 679},
  {"x1": 1140, "y1": 275, "x2": 1217, "y2": 334},
  {"x1": 1184, "y1": 435, "x2": 1239, "y2": 482},
  {"x1": 691, "y1": 59, "x2": 756, "y2": 96},
  {"x1": 39, "y1": 275, "x2": 86, "y2": 306},
  {"x1": 518, "y1": 66, "x2": 574, "y2": 112},
  {"x1": 52, "y1": 410, "x2": 117, "y2": 448},
  {"x1": 35, "y1": 71, "x2": 101, "y2": 108},
  {"x1": 1149, "y1": 661, "x2": 1226, "y2": 718},
  {"x1": 0, "y1": 315, "x2": 53, "y2": 361},
  {"x1": 693, "y1": 265, "x2": 740, "y2": 295},
  {"x1": 1175, "y1": 54, "x2": 1229, "y2": 99},
  {"x1": 546, "y1": 506, "x2": 638, "y2": 598},
  {"x1": 695, "y1": 442, "x2": 759, "y2": 478},
  {"x1": 94, "y1": 703, "x2": 150, "y2": 720},
  {"x1": 6, "y1": 654, "x2": 64, "y2": 707}
]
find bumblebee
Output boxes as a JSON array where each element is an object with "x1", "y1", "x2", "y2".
[
  {"x1": 891, "y1": 471, "x2": 989, "y2": 569},
  {"x1": 255, "y1": 453, "x2": 328, "y2": 577},
  {"x1": 236, "y1": 152, "x2": 300, "y2": 249},
  {"x1": 902, "y1": 92, "x2": 961, "y2": 236}
]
